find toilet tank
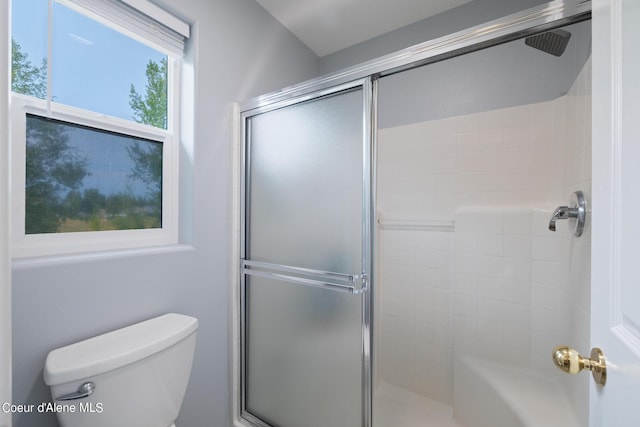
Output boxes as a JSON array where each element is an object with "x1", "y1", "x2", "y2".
[{"x1": 43, "y1": 313, "x2": 198, "y2": 427}]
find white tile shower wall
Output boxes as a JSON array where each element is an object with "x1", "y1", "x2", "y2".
[
  {"x1": 377, "y1": 58, "x2": 591, "y2": 413},
  {"x1": 453, "y1": 207, "x2": 571, "y2": 370},
  {"x1": 378, "y1": 229, "x2": 454, "y2": 403},
  {"x1": 377, "y1": 97, "x2": 567, "y2": 405},
  {"x1": 377, "y1": 97, "x2": 566, "y2": 223}
]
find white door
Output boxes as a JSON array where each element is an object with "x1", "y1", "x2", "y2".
[{"x1": 591, "y1": 0, "x2": 640, "y2": 425}]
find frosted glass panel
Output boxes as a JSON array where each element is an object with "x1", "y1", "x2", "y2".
[
  {"x1": 247, "y1": 89, "x2": 363, "y2": 274},
  {"x1": 246, "y1": 276, "x2": 363, "y2": 427},
  {"x1": 243, "y1": 85, "x2": 368, "y2": 426}
]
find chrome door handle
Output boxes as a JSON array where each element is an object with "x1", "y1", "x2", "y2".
[
  {"x1": 241, "y1": 260, "x2": 367, "y2": 294},
  {"x1": 54, "y1": 382, "x2": 95, "y2": 401},
  {"x1": 548, "y1": 191, "x2": 587, "y2": 236}
]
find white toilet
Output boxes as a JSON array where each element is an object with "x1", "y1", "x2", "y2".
[{"x1": 43, "y1": 313, "x2": 198, "y2": 427}]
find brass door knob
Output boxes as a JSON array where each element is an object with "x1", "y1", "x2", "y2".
[{"x1": 552, "y1": 346, "x2": 606, "y2": 386}]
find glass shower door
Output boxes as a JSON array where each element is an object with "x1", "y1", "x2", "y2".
[{"x1": 241, "y1": 79, "x2": 373, "y2": 427}]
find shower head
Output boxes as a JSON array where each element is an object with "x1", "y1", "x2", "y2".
[{"x1": 525, "y1": 29, "x2": 572, "y2": 57}]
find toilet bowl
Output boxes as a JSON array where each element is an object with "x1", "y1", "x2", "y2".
[{"x1": 43, "y1": 313, "x2": 198, "y2": 427}]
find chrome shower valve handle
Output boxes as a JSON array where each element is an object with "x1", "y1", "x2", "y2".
[
  {"x1": 548, "y1": 191, "x2": 587, "y2": 237},
  {"x1": 548, "y1": 205, "x2": 578, "y2": 231}
]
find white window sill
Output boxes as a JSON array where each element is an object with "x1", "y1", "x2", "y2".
[{"x1": 12, "y1": 243, "x2": 195, "y2": 270}]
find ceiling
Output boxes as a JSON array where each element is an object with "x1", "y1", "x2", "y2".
[{"x1": 255, "y1": 0, "x2": 473, "y2": 57}]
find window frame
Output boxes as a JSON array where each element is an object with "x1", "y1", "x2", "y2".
[
  {"x1": 10, "y1": 0, "x2": 186, "y2": 258},
  {"x1": 11, "y1": 61, "x2": 180, "y2": 258}
]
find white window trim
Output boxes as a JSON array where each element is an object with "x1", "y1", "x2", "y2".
[
  {"x1": 11, "y1": 91, "x2": 180, "y2": 258},
  {"x1": 10, "y1": 0, "x2": 186, "y2": 259},
  {"x1": 58, "y1": 0, "x2": 189, "y2": 57},
  {"x1": 120, "y1": 0, "x2": 189, "y2": 38}
]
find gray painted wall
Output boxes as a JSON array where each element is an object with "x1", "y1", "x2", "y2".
[
  {"x1": 318, "y1": 0, "x2": 550, "y2": 75},
  {"x1": 313, "y1": 0, "x2": 590, "y2": 129},
  {"x1": 10, "y1": 1, "x2": 318, "y2": 426},
  {"x1": 378, "y1": 20, "x2": 591, "y2": 128}
]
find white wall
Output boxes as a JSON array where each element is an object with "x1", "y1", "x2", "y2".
[{"x1": 10, "y1": 1, "x2": 318, "y2": 426}]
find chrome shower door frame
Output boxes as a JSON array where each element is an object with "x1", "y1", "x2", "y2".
[
  {"x1": 241, "y1": 1, "x2": 591, "y2": 114},
  {"x1": 239, "y1": 77, "x2": 377, "y2": 427}
]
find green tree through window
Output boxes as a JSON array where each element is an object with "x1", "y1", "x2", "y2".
[
  {"x1": 11, "y1": 39, "x2": 47, "y2": 99},
  {"x1": 13, "y1": 40, "x2": 89, "y2": 233},
  {"x1": 129, "y1": 58, "x2": 168, "y2": 129},
  {"x1": 25, "y1": 116, "x2": 88, "y2": 234},
  {"x1": 128, "y1": 58, "x2": 167, "y2": 218}
]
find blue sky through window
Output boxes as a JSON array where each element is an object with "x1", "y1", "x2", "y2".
[{"x1": 13, "y1": 0, "x2": 166, "y2": 222}]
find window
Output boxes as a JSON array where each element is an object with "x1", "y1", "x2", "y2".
[
  {"x1": 11, "y1": 0, "x2": 189, "y2": 257},
  {"x1": 25, "y1": 115, "x2": 163, "y2": 234}
]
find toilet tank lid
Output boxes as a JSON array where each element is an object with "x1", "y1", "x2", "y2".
[{"x1": 43, "y1": 313, "x2": 198, "y2": 386}]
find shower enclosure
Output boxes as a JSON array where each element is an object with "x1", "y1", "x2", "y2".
[
  {"x1": 233, "y1": 1, "x2": 592, "y2": 426},
  {"x1": 374, "y1": 17, "x2": 591, "y2": 427}
]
